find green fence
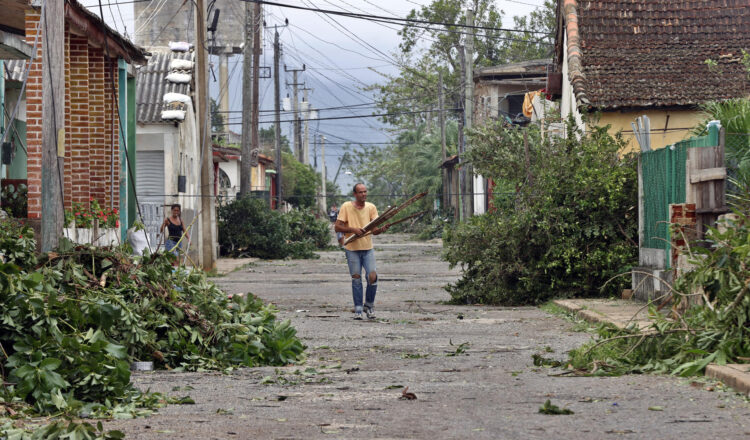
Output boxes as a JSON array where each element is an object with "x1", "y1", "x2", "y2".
[{"x1": 640, "y1": 124, "x2": 721, "y2": 268}]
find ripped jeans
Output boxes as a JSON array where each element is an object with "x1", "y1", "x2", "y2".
[{"x1": 345, "y1": 249, "x2": 377, "y2": 312}]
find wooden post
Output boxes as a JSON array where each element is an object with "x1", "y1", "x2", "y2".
[
  {"x1": 41, "y1": 0, "x2": 65, "y2": 252},
  {"x1": 195, "y1": 0, "x2": 216, "y2": 270}
]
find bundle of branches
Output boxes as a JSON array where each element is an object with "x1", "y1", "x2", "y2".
[
  {"x1": 569, "y1": 211, "x2": 750, "y2": 376},
  {"x1": 0, "y1": 228, "x2": 305, "y2": 418}
]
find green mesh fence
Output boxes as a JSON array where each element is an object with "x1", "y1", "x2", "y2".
[{"x1": 640, "y1": 124, "x2": 720, "y2": 268}]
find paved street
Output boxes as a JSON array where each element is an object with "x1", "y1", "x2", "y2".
[{"x1": 109, "y1": 234, "x2": 750, "y2": 439}]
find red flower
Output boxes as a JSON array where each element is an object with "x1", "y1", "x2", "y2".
[{"x1": 115, "y1": 220, "x2": 120, "y2": 227}]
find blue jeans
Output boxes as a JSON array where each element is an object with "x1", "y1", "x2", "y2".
[
  {"x1": 165, "y1": 238, "x2": 182, "y2": 257},
  {"x1": 345, "y1": 249, "x2": 377, "y2": 312}
]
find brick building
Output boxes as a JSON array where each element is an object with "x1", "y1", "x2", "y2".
[{"x1": 1, "y1": 0, "x2": 147, "y2": 240}]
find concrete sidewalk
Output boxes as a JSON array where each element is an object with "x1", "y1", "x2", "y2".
[
  {"x1": 553, "y1": 298, "x2": 750, "y2": 397},
  {"x1": 214, "y1": 257, "x2": 258, "y2": 275}
]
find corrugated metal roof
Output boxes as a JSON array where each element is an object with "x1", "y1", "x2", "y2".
[
  {"x1": 136, "y1": 51, "x2": 193, "y2": 124},
  {"x1": 3, "y1": 59, "x2": 26, "y2": 82}
]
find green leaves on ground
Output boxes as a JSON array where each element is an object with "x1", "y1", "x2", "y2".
[
  {"x1": 568, "y1": 211, "x2": 750, "y2": 376},
  {"x1": 0, "y1": 225, "x2": 305, "y2": 425},
  {"x1": 539, "y1": 400, "x2": 574, "y2": 415},
  {"x1": 444, "y1": 119, "x2": 638, "y2": 305}
]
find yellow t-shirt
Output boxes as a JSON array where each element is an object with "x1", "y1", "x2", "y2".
[{"x1": 338, "y1": 201, "x2": 378, "y2": 251}]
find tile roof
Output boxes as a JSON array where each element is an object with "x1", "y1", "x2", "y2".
[
  {"x1": 562, "y1": 0, "x2": 750, "y2": 110},
  {"x1": 3, "y1": 59, "x2": 25, "y2": 82},
  {"x1": 136, "y1": 51, "x2": 194, "y2": 124}
]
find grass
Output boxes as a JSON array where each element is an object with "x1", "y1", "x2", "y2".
[{"x1": 539, "y1": 301, "x2": 603, "y2": 333}]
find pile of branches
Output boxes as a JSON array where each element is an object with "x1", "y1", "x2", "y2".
[
  {"x1": 0, "y1": 220, "x2": 305, "y2": 433},
  {"x1": 569, "y1": 211, "x2": 750, "y2": 376}
]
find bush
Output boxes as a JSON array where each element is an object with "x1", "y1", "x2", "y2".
[
  {"x1": 443, "y1": 120, "x2": 638, "y2": 305},
  {"x1": 218, "y1": 197, "x2": 329, "y2": 259},
  {"x1": 219, "y1": 197, "x2": 290, "y2": 259},
  {"x1": 286, "y1": 209, "x2": 331, "y2": 249}
]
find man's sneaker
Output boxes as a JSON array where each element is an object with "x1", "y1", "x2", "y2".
[
  {"x1": 353, "y1": 311, "x2": 363, "y2": 320},
  {"x1": 364, "y1": 305, "x2": 376, "y2": 320}
]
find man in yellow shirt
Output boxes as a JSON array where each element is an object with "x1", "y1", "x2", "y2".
[{"x1": 335, "y1": 183, "x2": 389, "y2": 320}]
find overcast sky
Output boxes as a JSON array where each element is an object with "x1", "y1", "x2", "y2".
[{"x1": 81, "y1": 0, "x2": 544, "y2": 190}]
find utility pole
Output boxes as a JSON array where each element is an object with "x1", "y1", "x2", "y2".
[
  {"x1": 438, "y1": 71, "x2": 447, "y2": 215},
  {"x1": 302, "y1": 88, "x2": 312, "y2": 165},
  {"x1": 461, "y1": 8, "x2": 475, "y2": 220},
  {"x1": 218, "y1": 52, "x2": 229, "y2": 138},
  {"x1": 196, "y1": 0, "x2": 215, "y2": 270},
  {"x1": 41, "y1": 0, "x2": 65, "y2": 251},
  {"x1": 273, "y1": 26, "x2": 282, "y2": 209},
  {"x1": 249, "y1": 0, "x2": 261, "y2": 169},
  {"x1": 285, "y1": 65, "x2": 305, "y2": 162},
  {"x1": 320, "y1": 135, "x2": 326, "y2": 214},
  {"x1": 239, "y1": 1, "x2": 253, "y2": 196}
]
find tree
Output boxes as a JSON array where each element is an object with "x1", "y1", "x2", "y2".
[
  {"x1": 210, "y1": 98, "x2": 224, "y2": 133},
  {"x1": 347, "y1": 121, "x2": 459, "y2": 212},
  {"x1": 281, "y1": 152, "x2": 318, "y2": 209},
  {"x1": 369, "y1": 0, "x2": 555, "y2": 128}
]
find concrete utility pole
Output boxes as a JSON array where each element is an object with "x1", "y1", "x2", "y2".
[
  {"x1": 302, "y1": 87, "x2": 312, "y2": 165},
  {"x1": 273, "y1": 26, "x2": 282, "y2": 209},
  {"x1": 320, "y1": 135, "x2": 326, "y2": 214},
  {"x1": 249, "y1": 0, "x2": 261, "y2": 169},
  {"x1": 218, "y1": 52, "x2": 229, "y2": 137},
  {"x1": 239, "y1": 1, "x2": 253, "y2": 195},
  {"x1": 438, "y1": 71, "x2": 448, "y2": 214},
  {"x1": 41, "y1": 0, "x2": 65, "y2": 252},
  {"x1": 285, "y1": 65, "x2": 305, "y2": 162},
  {"x1": 461, "y1": 8, "x2": 475, "y2": 220},
  {"x1": 196, "y1": 0, "x2": 216, "y2": 270}
]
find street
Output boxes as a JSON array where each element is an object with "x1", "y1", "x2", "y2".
[{"x1": 108, "y1": 234, "x2": 750, "y2": 439}]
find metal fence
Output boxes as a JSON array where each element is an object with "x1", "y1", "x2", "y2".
[{"x1": 640, "y1": 124, "x2": 721, "y2": 268}]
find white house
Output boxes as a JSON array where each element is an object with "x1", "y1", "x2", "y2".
[{"x1": 135, "y1": 49, "x2": 208, "y2": 264}]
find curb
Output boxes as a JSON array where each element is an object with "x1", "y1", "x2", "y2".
[
  {"x1": 705, "y1": 364, "x2": 750, "y2": 396},
  {"x1": 551, "y1": 300, "x2": 750, "y2": 396},
  {"x1": 552, "y1": 299, "x2": 626, "y2": 329}
]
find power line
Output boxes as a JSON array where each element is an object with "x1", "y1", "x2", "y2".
[
  {"x1": 218, "y1": 108, "x2": 461, "y2": 125},
  {"x1": 248, "y1": 0, "x2": 549, "y2": 34}
]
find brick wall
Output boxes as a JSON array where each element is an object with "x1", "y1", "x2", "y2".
[
  {"x1": 70, "y1": 35, "x2": 90, "y2": 205},
  {"x1": 25, "y1": 10, "x2": 42, "y2": 219},
  {"x1": 88, "y1": 47, "x2": 106, "y2": 206},
  {"x1": 104, "y1": 59, "x2": 120, "y2": 210},
  {"x1": 670, "y1": 203, "x2": 697, "y2": 267},
  {"x1": 24, "y1": 10, "x2": 123, "y2": 220}
]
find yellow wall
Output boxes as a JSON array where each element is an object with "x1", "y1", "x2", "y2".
[{"x1": 598, "y1": 109, "x2": 704, "y2": 153}]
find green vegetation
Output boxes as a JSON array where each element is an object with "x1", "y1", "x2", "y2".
[
  {"x1": 443, "y1": 120, "x2": 638, "y2": 305},
  {"x1": 0, "y1": 220, "x2": 304, "y2": 436},
  {"x1": 569, "y1": 210, "x2": 750, "y2": 376},
  {"x1": 218, "y1": 196, "x2": 331, "y2": 259}
]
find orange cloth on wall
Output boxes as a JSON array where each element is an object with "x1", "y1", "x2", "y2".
[{"x1": 522, "y1": 90, "x2": 542, "y2": 118}]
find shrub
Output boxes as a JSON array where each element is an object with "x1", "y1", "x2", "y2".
[
  {"x1": 443, "y1": 120, "x2": 638, "y2": 305},
  {"x1": 218, "y1": 197, "x2": 290, "y2": 259},
  {"x1": 286, "y1": 209, "x2": 331, "y2": 249},
  {"x1": 218, "y1": 197, "x2": 328, "y2": 259}
]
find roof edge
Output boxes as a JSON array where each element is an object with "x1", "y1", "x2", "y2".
[
  {"x1": 563, "y1": 0, "x2": 588, "y2": 107},
  {"x1": 64, "y1": 0, "x2": 148, "y2": 65}
]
